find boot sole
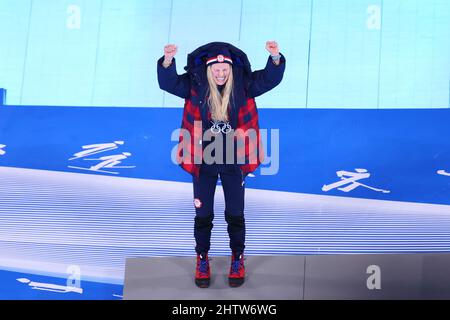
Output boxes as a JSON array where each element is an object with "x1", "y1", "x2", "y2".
[
  {"x1": 195, "y1": 278, "x2": 210, "y2": 288},
  {"x1": 228, "y1": 277, "x2": 244, "y2": 287}
]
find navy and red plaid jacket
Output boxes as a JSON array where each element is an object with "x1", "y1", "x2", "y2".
[{"x1": 158, "y1": 43, "x2": 285, "y2": 178}]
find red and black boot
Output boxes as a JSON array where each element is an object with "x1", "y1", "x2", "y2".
[
  {"x1": 228, "y1": 252, "x2": 245, "y2": 287},
  {"x1": 195, "y1": 252, "x2": 210, "y2": 288}
]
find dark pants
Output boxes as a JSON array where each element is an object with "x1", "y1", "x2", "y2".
[{"x1": 193, "y1": 164, "x2": 245, "y2": 254}]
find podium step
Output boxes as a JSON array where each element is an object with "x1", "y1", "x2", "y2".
[
  {"x1": 124, "y1": 253, "x2": 450, "y2": 300},
  {"x1": 123, "y1": 255, "x2": 304, "y2": 300}
]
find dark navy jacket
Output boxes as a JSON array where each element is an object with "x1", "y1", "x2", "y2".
[{"x1": 157, "y1": 42, "x2": 286, "y2": 177}]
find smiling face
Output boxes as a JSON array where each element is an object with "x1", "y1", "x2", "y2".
[{"x1": 210, "y1": 63, "x2": 231, "y2": 85}]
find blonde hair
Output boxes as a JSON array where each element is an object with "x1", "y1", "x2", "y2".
[{"x1": 206, "y1": 65, "x2": 234, "y2": 122}]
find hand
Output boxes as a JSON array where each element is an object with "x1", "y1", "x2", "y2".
[
  {"x1": 265, "y1": 41, "x2": 279, "y2": 56},
  {"x1": 163, "y1": 44, "x2": 178, "y2": 63}
]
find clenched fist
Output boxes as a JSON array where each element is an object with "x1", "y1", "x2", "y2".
[
  {"x1": 163, "y1": 44, "x2": 178, "y2": 65},
  {"x1": 265, "y1": 41, "x2": 279, "y2": 56}
]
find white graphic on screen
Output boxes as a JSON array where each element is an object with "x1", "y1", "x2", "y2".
[
  {"x1": 66, "y1": 5, "x2": 81, "y2": 30},
  {"x1": 69, "y1": 141, "x2": 124, "y2": 160},
  {"x1": 0, "y1": 144, "x2": 5, "y2": 156},
  {"x1": 437, "y1": 170, "x2": 450, "y2": 177},
  {"x1": 366, "y1": 5, "x2": 381, "y2": 30},
  {"x1": 68, "y1": 141, "x2": 135, "y2": 174},
  {"x1": 16, "y1": 278, "x2": 83, "y2": 294},
  {"x1": 322, "y1": 168, "x2": 390, "y2": 193}
]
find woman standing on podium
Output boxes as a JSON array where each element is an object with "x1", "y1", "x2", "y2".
[{"x1": 158, "y1": 41, "x2": 285, "y2": 288}]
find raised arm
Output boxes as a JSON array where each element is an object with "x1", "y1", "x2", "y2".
[
  {"x1": 247, "y1": 41, "x2": 286, "y2": 98},
  {"x1": 157, "y1": 44, "x2": 190, "y2": 99}
]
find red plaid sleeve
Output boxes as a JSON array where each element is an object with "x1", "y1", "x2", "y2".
[
  {"x1": 235, "y1": 98, "x2": 264, "y2": 175},
  {"x1": 177, "y1": 98, "x2": 202, "y2": 178}
]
